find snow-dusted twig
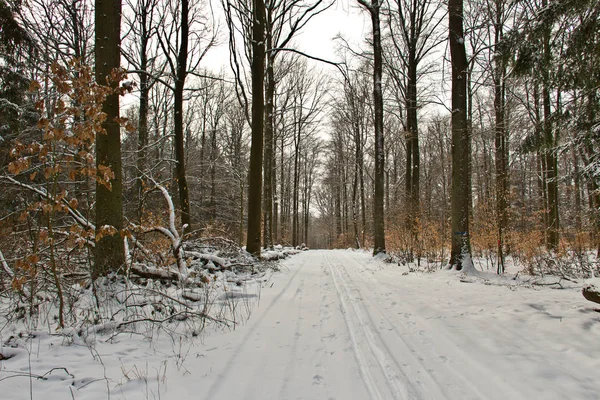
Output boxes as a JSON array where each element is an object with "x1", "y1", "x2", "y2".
[{"x1": 1, "y1": 175, "x2": 95, "y2": 231}]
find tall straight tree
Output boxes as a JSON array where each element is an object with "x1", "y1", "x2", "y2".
[
  {"x1": 358, "y1": 0, "x2": 386, "y2": 255},
  {"x1": 174, "y1": 0, "x2": 191, "y2": 231},
  {"x1": 156, "y1": 0, "x2": 215, "y2": 232},
  {"x1": 246, "y1": 0, "x2": 266, "y2": 255},
  {"x1": 448, "y1": 0, "x2": 472, "y2": 270},
  {"x1": 94, "y1": 0, "x2": 125, "y2": 277},
  {"x1": 488, "y1": 0, "x2": 514, "y2": 272},
  {"x1": 540, "y1": 0, "x2": 559, "y2": 251}
]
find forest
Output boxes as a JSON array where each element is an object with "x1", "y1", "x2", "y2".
[
  {"x1": 0, "y1": 0, "x2": 599, "y2": 312},
  {"x1": 1, "y1": 1, "x2": 600, "y2": 398}
]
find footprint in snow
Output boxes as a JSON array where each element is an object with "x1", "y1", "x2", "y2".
[{"x1": 313, "y1": 374, "x2": 324, "y2": 385}]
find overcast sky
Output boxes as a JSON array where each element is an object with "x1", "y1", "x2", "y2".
[{"x1": 203, "y1": 0, "x2": 369, "y2": 73}]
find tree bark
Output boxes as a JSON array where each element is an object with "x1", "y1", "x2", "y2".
[
  {"x1": 136, "y1": 5, "x2": 150, "y2": 223},
  {"x1": 493, "y1": 0, "x2": 508, "y2": 273},
  {"x1": 541, "y1": 0, "x2": 559, "y2": 250},
  {"x1": 406, "y1": 52, "x2": 419, "y2": 254},
  {"x1": 246, "y1": 0, "x2": 266, "y2": 255},
  {"x1": 292, "y1": 129, "x2": 300, "y2": 246},
  {"x1": 367, "y1": 0, "x2": 386, "y2": 255},
  {"x1": 449, "y1": 0, "x2": 472, "y2": 270},
  {"x1": 263, "y1": 49, "x2": 275, "y2": 249},
  {"x1": 94, "y1": 0, "x2": 125, "y2": 278},
  {"x1": 174, "y1": 0, "x2": 192, "y2": 233}
]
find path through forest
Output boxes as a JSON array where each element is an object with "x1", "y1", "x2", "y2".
[
  {"x1": 190, "y1": 250, "x2": 600, "y2": 400},
  {"x1": 3, "y1": 249, "x2": 600, "y2": 400}
]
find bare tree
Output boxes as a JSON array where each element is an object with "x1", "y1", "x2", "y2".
[
  {"x1": 449, "y1": 0, "x2": 473, "y2": 270},
  {"x1": 245, "y1": 0, "x2": 266, "y2": 255},
  {"x1": 94, "y1": 0, "x2": 125, "y2": 277},
  {"x1": 156, "y1": 0, "x2": 216, "y2": 232},
  {"x1": 357, "y1": 0, "x2": 386, "y2": 255}
]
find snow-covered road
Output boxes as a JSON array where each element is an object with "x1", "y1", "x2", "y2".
[
  {"x1": 3, "y1": 249, "x2": 600, "y2": 399},
  {"x1": 190, "y1": 250, "x2": 600, "y2": 400}
]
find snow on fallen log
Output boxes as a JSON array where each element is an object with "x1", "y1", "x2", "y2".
[
  {"x1": 261, "y1": 248, "x2": 301, "y2": 261},
  {"x1": 129, "y1": 263, "x2": 183, "y2": 282},
  {"x1": 582, "y1": 278, "x2": 600, "y2": 304},
  {"x1": 261, "y1": 250, "x2": 285, "y2": 261},
  {"x1": 185, "y1": 251, "x2": 228, "y2": 269}
]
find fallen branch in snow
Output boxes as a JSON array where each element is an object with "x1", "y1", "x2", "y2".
[
  {"x1": 185, "y1": 251, "x2": 228, "y2": 269},
  {"x1": 129, "y1": 263, "x2": 183, "y2": 282},
  {"x1": 78, "y1": 310, "x2": 233, "y2": 337},
  {"x1": 113, "y1": 311, "x2": 232, "y2": 328},
  {"x1": 0, "y1": 371, "x2": 48, "y2": 382},
  {"x1": 530, "y1": 279, "x2": 566, "y2": 289},
  {"x1": 0, "y1": 367, "x2": 73, "y2": 382},
  {"x1": 132, "y1": 175, "x2": 189, "y2": 279},
  {"x1": 228, "y1": 262, "x2": 255, "y2": 270}
]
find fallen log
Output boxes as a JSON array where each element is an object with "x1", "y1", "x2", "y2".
[
  {"x1": 583, "y1": 286, "x2": 600, "y2": 304},
  {"x1": 129, "y1": 263, "x2": 183, "y2": 281},
  {"x1": 582, "y1": 278, "x2": 600, "y2": 304}
]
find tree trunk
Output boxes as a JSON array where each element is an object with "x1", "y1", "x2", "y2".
[
  {"x1": 94, "y1": 0, "x2": 125, "y2": 278},
  {"x1": 351, "y1": 93, "x2": 361, "y2": 248},
  {"x1": 493, "y1": 0, "x2": 507, "y2": 273},
  {"x1": 263, "y1": 50, "x2": 275, "y2": 249},
  {"x1": 136, "y1": 3, "x2": 150, "y2": 223},
  {"x1": 280, "y1": 132, "x2": 286, "y2": 242},
  {"x1": 370, "y1": 1, "x2": 386, "y2": 255},
  {"x1": 273, "y1": 136, "x2": 279, "y2": 244},
  {"x1": 174, "y1": 0, "x2": 191, "y2": 232},
  {"x1": 572, "y1": 146, "x2": 582, "y2": 231},
  {"x1": 541, "y1": 0, "x2": 558, "y2": 251},
  {"x1": 245, "y1": 0, "x2": 266, "y2": 255},
  {"x1": 137, "y1": 62, "x2": 149, "y2": 223},
  {"x1": 210, "y1": 127, "x2": 217, "y2": 222},
  {"x1": 352, "y1": 154, "x2": 360, "y2": 248},
  {"x1": 406, "y1": 51, "x2": 419, "y2": 256},
  {"x1": 359, "y1": 128, "x2": 366, "y2": 246},
  {"x1": 449, "y1": 0, "x2": 472, "y2": 270},
  {"x1": 292, "y1": 132, "x2": 300, "y2": 247}
]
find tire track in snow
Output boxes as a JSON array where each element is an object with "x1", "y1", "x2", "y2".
[
  {"x1": 203, "y1": 265, "x2": 304, "y2": 400},
  {"x1": 277, "y1": 277, "x2": 306, "y2": 398},
  {"x1": 334, "y1": 254, "x2": 474, "y2": 399},
  {"x1": 326, "y1": 254, "x2": 415, "y2": 400},
  {"x1": 336, "y1": 251, "x2": 526, "y2": 400}
]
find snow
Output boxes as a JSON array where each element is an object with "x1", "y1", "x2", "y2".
[
  {"x1": 2, "y1": 249, "x2": 600, "y2": 399},
  {"x1": 584, "y1": 277, "x2": 600, "y2": 292}
]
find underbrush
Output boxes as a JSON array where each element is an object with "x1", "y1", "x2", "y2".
[
  {"x1": 385, "y1": 224, "x2": 599, "y2": 281},
  {"x1": 0, "y1": 235, "x2": 299, "y2": 399}
]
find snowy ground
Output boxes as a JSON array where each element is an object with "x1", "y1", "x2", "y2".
[{"x1": 2, "y1": 249, "x2": 600, "y2": 399}]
